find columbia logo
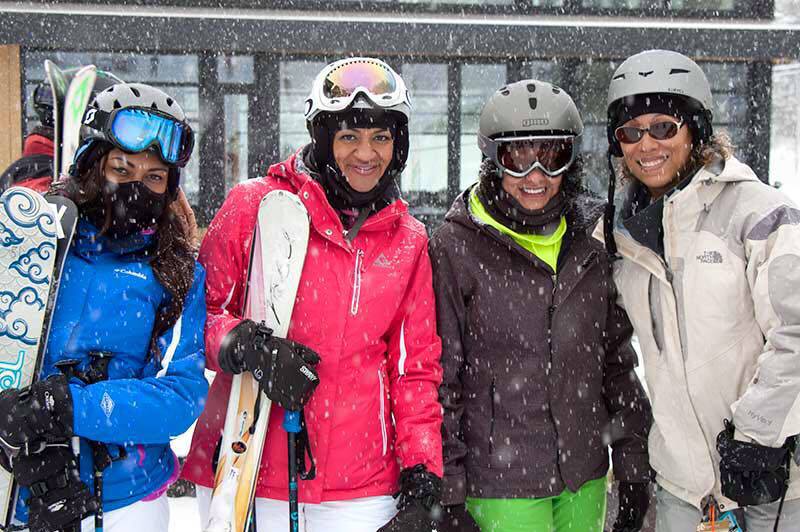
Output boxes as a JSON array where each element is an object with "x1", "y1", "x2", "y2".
[
  {"x1": 696, "y1": 251, "x2": 723, "y2": 264},
  {"x1": 373, "y1": 253, "x2": 393, "y2": 269},
  {"x1": 115, "y1": 268, "x2": 147, "y2": 280}
]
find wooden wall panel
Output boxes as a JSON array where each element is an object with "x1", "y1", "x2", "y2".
[{"x1": 0, "y1": 45, "x2": 22, "y2": 174}]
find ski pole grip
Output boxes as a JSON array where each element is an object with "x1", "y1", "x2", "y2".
[{"x1": 283, "y1": 411, "x2": 301, "y2": 434}]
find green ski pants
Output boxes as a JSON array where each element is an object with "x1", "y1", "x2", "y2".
[{"x1": 465, "y1": 475, "x2": 607, "y2": 532}]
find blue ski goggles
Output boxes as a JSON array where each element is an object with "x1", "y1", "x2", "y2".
[{"x1": 83, "y1": 107, "x2": 195, "y2": 167}]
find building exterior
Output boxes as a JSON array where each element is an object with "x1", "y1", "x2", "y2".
[{"x1": 0, "y1": 0, "x2": 798, "y2": 226}]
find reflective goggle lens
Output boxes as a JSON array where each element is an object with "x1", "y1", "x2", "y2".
[
  {"x1": 323, "y1": 61, "x2": 398, "y2": 101},
  {"x1": 110, "y1": 108, "x2": 194, "y2": 166},
  {"x1": 497, "y1": 138, "x2": 575, "y2": 176},
  {"x1": 614, "y1": 120, "x2": 682, "y2": 145}
]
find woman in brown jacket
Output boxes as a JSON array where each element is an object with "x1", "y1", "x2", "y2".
[{"x1": 430, "y1": 79, "x2": 653, "y2": 532}]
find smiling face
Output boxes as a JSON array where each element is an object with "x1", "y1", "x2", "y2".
[
  {"x1": 501, "y1": 168, "x2": 563, "y2": 211},
  {"x1": 102, "y1": 148, "x2": 170, "y2": 194},
  {"x1": 618, "y1": 113, "x2": 693, "y2": 199},
  {"x1": 332, "y1": 128, "x2": 394, "y2": 193}
]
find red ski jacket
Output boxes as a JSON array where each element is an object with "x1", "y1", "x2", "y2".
[{"x1": 182, "y1": 151, "x2": 443, "y2": 502}]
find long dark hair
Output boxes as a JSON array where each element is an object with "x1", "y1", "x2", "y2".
[{"x1": 51, "y1": 144, "x2": 196, "y2": 363}]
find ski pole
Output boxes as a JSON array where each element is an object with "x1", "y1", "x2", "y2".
[
  {"x1": 86, "y1": 350, "x2": 113, "y2": 532},
  {"x1": 282, "y1": 411, "x2": 301, "y2": 532}
]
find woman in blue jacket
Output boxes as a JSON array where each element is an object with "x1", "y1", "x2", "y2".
[{"x1": 0, "y1": 82, "x2": 208, "y2": 532}]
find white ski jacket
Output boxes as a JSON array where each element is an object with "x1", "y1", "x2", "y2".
[{"x1": 593, "y1": 156, "x2": 800, "y2": 510}]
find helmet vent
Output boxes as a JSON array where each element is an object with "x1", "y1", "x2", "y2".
[
  {"x1": 529, "y1": 98, "x2": 537, "y2": 110},
  {"x1": 669, "y1": 68, "x2": 690, "y2": 75},
  {"x1": 638, "y1": 71, "x2": 655, "y2": 78},
  {"x1": 612, "y1": 73, "x2": 625, "y2": 80},
  {"x1": 526, "y1": 83, "x2": 536, "y2": 93},
  {"x1": 113, "y1": 100, "x2": 121, "y2": 109},
  {"x1": 166, "y1": 97, "x2": 174, "y2": 107},
  {"x1": 130, "y1": 86, "x2": 141, "y2": 97},
  {"x1": 499, "y1": 86, "x2": 510, "y2": 96},
  {"x1": 151, "y1": 102, "x2": 158, "y2": 110},
  {"x1": 552, "y1": 86, "x2": 561, "y2": 94}
]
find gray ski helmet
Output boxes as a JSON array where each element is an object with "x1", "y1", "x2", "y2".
[
  {"x1": 33, "y1": 67, "x2": 124, "y2": 128},
  {"x1": 479, "y1": 79, "x2": 583, "y2": 144},
  {"x1": 73, "y1": 83, "x2": 193, "y2": 198},
  {"x1": 606, "y1": 50, "x2": 713, "y2": 156}
]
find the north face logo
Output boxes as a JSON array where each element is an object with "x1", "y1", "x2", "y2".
[{"x1": 696, "y1": 250, "x2": 723, "y2": 264}]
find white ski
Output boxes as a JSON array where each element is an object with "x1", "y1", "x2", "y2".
[
  {"x1": 205, "y1": 190, "x2": 310, "y2": 532},
  {"x1": 60, "y1": 65, "x2": 97, "y2": 180}
]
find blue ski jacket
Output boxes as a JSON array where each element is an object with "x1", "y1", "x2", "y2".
[{"x1": 20, "y1": 220, "x2": 208, "y2": 516}]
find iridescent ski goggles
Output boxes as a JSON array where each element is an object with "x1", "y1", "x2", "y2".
[
  {"x1": 304, "y1": 58, "x2": 410, "y2": 121},
  {"x1": 479, "y1": 134, "x2": 578, "y2": 178},
  {"x1": 82, "y1": 107, "x2": 195, "y2": 167}
]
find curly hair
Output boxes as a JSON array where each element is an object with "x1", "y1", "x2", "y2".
[{"x1": 50, "y1": 146, "x2": 197, "y2": 364}]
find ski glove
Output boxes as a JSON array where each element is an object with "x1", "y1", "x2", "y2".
[
  {"x1": 0, "y1": 375, "x2": 73, "y2": 459},
  {"x1": 13, "y1": 443, "x2": 99, "y2": 532},
  {"x1": 717, "y1": 419, "x2": 794, "y2": 507},
  {"x1": 378, "y1": 464, "x2": 443, "y2": 532},
  {"x1": 611, "y1": 481, "x2": 650, "y2": 532},
  {"x1": 219, "y1": 319, "x2": 321, "y2": 411},
  {"x1": 437, "y1": 504, "x2": 480, "y2": 532}
]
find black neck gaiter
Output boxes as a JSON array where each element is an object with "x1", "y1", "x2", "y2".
[
  {"x1": 477, "y1": 172, "x2": 567, "y2": 235},
  {"x1": 83, "y1": 180, "x2": 167, "y2": 240}
]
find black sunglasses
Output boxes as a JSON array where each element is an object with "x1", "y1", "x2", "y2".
[{"x1": 614, "y1": 119, "x2": 684, "y2": 145}]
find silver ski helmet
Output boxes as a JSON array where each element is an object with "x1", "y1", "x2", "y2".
[
  {"x1": 33, "y1": 67, "x2": 124, "y2": 128},
  {"x1": 606, "y1": 49, "x2": 713, "y2": 156},
  {"x1": 73, "y1": 83, "x2": 195, "y2": 198},
  {"x1": 478, "y1": 79, "x2": 583, "y2": 177}
]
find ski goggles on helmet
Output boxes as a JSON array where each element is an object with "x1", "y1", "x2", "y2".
[
  {"x1": 479, "y1": 134, "x2": 578, "y2": 178},
  {"x1": 304, "y1": 58, "x2": 411, "y2": 122},
  {"x1": 614, "y1": 119, "x2": 684, "y2": 145},
  {"x1": 82, "y1": 107, "x2": 195, "y2": 167}
]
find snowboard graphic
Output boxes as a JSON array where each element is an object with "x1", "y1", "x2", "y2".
[
  {"x1": 205, "y1": 190, "x2": 310, "y2": 532},
  {"x1": 0, "y1": 187, "x2": 78, "y2": 526}
]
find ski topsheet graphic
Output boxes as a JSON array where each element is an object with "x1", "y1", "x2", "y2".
[
  {"x1": 0, "y1": 187, "x2": 78, "y2": 526},
  {"x1": 44, "y1": 60, "x2": 68, "y2": 180},
  {"x1": 205, "y1": 190, "x2": 310, "y2": 532},
  {"x1": 60, "y1": 65, "x2": 97, "y2": 180}
]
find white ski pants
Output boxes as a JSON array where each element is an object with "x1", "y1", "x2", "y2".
[
  {"x1": 655, "y1": 484, "x2": 800, "y2": 532},
  {"x1": 14, "y1": 494, "x2": 170, "y2": 532},
  {"x1": 197, "y1": 486, "x2": 398, "y2": 532}
]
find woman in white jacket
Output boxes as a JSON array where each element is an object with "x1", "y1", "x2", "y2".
[{"x1": 598, "y1": 49, "x2": 800, "y2": 532}]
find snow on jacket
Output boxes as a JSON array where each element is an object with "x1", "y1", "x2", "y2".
[
  {"x1": 35, "y1": 220, "x2": 208, "y2": 512},
  {"x1": 431, "y1": 186, "x2": 652, "y2": 504},
  {"x1": 592, "y1": 155, "x2": 800, "y2": 510},
  {"x1": 181, "y1": 149, "x2": 443, "y2": 503}
]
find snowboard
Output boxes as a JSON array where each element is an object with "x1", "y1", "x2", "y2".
[
  {"x1": 0, "y1": 187, "x2": 78, "y2": 527},
  {"x1": 60, "y1": 65, "x2": 97, "y2": 180},
  {"x1": 205, "y1": 190, "x2": 310, "y2": 532}
]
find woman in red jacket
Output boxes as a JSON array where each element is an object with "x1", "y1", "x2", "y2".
[{"x1": 182, "y1": 57, "x2": 444, "y2": 532}]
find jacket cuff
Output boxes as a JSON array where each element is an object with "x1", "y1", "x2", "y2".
[
  {"x1": 611, "y1": 449, "x2": 654, "y2": 483},
  {"x1": 442, "y1": 470, "x2": 467, "y2": 506}
]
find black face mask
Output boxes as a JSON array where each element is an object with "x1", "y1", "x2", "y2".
[{"x1": 84, "y1": 180, "x2": 167, "y2": 240}]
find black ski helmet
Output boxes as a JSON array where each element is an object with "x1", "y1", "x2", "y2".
[
  {"x1": 33, "y1": 67, "x2": 124, "y2": 128},
  {"x1": 72, "y1": 83, "x2": 194, "y2": 200}
]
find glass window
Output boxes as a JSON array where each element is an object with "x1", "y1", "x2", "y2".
[
  {"x1": 279, "y1": 60, "x2": 326, "y2": 160},
  {"x1": 771, "y1": 63, "x2": 800, "y2": 197},
  {"x1": 401, "y1": 63, "x2": 448, "y2": 193},
  {"x1": 460, "y1": 63, "x2": 506, "y2": 190},
  {"x1": 224, "y1": 94, "x2": 249, "y2": 194},
  {"x1": 218, "y1": 56, "x2": 254, "y2": 84}
]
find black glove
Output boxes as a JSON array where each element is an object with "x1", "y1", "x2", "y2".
[
  {"x1": 13, "y1": 443, "x2": 99, "y2": 532},
  {"x1": 437, "y1": 504, "x2": 480, "y2": 532},
  {"x1": 219, "y1": 320, "x2": 320, "y2": 411},
  {"x1": 378, "y1": 464, "x2": 442, "y2": 532},
  {"x1": 717, "y1": 419, "x2": 794, "y2": 507},
  {"x1": 0, "y1": 375, "x2": 73, "y2": 458},
  {"x1": 611, "y1": 481, "x2": 650, "y2": 532}
]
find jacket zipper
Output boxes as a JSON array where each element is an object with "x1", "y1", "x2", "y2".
[
  {"x1": 350, "y1": 249, "x2": 364, "y2": 316},
  {"x1": 378, "y1": 369, "x2": 387, "y2": 456},
  {"x1": 489, "y1": 378, "x2": 496, "y2": 455},
  {"x1": 546, "y1": 274, "x2": 563, "y2": 480}
]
